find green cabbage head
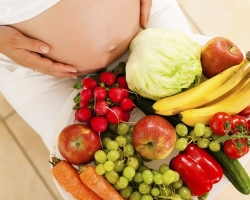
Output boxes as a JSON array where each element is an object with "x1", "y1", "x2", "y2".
[{"x1": 126, "y1": 28, "x2": 202, "y2": 101}]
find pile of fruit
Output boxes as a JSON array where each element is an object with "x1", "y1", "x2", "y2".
[{"x1": 51, "y1": 36, "x2": 250, "y2": 200}]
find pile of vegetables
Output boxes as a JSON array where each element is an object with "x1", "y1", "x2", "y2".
[
  {"x1": 51, "y1": 29, "x2": 250, "y2": 200},
  {"x1": 72, "y1": 63, "x2": 135, "y2": 135}
]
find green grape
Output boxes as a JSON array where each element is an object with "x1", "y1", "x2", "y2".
[
  {"x1": 120, "y1": 186, "x2": 132, "y2": 199},
  {"x1": 133, "y1": 154, "x2": 142, "y2": 166},
  {"x1": 117, "y1": 122, "x2": 130, "y2": 136},
  {"x1": 172, "y1": 178, "x2": 183, "y2": 189},
  {"x1": 124, "y1": 143, "x2": 135, "y2": 157},
  {"x1": 94, "y1": 150, "x2": 107, "y2": 164},
  {"x1": 139, "y1": 183, "x2": 151, "y2": 194},
  {"x1": 153, "y1": 173, "x2": 163, "y2": 185},
  {"x1": 137, "y1": 164, "x2": 149, "y2": 173},
  {"x1": 104, "y1": 160, "x2": 115, "y2": 171},
  {"x1": 106, "y1": 140, "x2": 119, "y2": 151},
  {"x1": 151, "y1": 187, "x2": 160, "y2": 197},
  {"x1": 128, "y1": 125, "x2": 134, "y2": 135},
  {"x1": 160, "y1": 186, "x2": 172, "y2": 196},
  {"x1": 114, "y1": 160, "x2": 125, "y2": 172},
  {"x1": 95, "y1": 164, "x2": 106, "y2": 175},
  {"x1": 209, "y1": 141, "x2": 221, "y2": 152},
  {"x1": 175, "y1": 123, "x2": 188, "y2": 136},
  {"x1": 108, "y1": 123, "x2": 118, "y2": 133},
  {"x1": 134, "y1": 172, "x2": 143, "y2": 183},
  {"x1": 197, "y1": 138, "x2": 210, "y2": 148},
  {"x1": 173, "y1": 194, "x2": 181, "y2": 198},
  {"x1": 175, "y1": 138, "x2": 188, "y2": 151},
  {"x1": 173, "y1": 171, "x2": 180, "y2": 182},
  {"x1": 115, "y1": 135, "x2": 127, "y2": 147},
  {"x1": 102, "y1": 137, "x2": 112, "y2": 148},
  {"x1": 125, "y1": 133, "x2": 132, "y2": 144},
  {"x1": 107, "y1": 150, "x2": 120, "y2": 162},
  {"x1": 142, "y1": 169, "x2": 154, "y2": 184},
  {"x1": 189, "y1": 130, "x2": 199, "y2": 139},
  {"x1": 129, "y1": 191, "x2": 142, "y2": 200},
  {"x1": 162, "y1": 169, "x2": 176, "y2": 185},
  {"x1": 178, "y1": 186, "x2": 192, "y2": 200},
  {"x1": 127, "y1": 157, "x2": 139, "y2": 170},
  {"x1": 151, "y1": 169, "x2": 160, "y2": 176},
  {"x1": 194, "y1": 122, "x2": 206, "y2": 137},
  {"x1": 141, "y1": 194, "x2": 153, "y2": 200},
  {"x1": 114, "y1": 176, "x2": 129, "y2": 189},
  {"x1": 159, "y1": 164, "x2": 169, "y2": 174},
  {"x1": 204, "y1": 126, "x2": 213, "y2": 138},
  {"x1": 105, "y1": 170, "x2": 119, "y2": 184},
  {"x1": 123, "y1": 166, "x2": 136, "y2": 179}
]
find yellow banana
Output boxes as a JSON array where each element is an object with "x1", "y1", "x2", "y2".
[
  {"x1": 153, "y1": 58, "x2": 249, "y2": 114},
  {"x1": 179, "y1": 73, "x2": 250, "y2": 127},
  {"x1": 157, "y1": 58, "x2": 250, "y2": 115}
]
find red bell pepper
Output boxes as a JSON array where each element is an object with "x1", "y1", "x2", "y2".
[{"x1": 171, "y1": 144, "x2": 223, "y2": 197}]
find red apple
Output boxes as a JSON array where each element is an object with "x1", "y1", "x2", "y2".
[
  {"x1": 57, "y1": 123, "x2": 101, "y2": 165},
  {"x1": 132, "y1": 115, "x2": 176, "y2": 160},
  {"x1": 201, "y1": 37, "x2": 243, "y2": 79}
]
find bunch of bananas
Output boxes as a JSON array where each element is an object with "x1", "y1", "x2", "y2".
[{"x1": 153, "y1": 51, "x2": 250, "y2": 127}]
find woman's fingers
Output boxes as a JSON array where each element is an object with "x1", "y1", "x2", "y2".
[
  {"x1": 0, "y1": 26, "x2": 78, "y2": 78},
  {"x1": 140, "y1": 0, "x2": 152, "y2": 29},
  {"x1": 10, "y1": 28, "x2": 50, "y2": 54},
  {"x1": 18, "y1": 49, "x2": 78, "y2": 78}
]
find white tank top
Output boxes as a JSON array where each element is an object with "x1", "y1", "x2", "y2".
[{"x1": 0, "y1": 0, "x2": 59, "y2": 25}]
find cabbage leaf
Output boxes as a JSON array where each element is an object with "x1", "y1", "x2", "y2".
[{"x1": 126, "y1": 28, "x2": 202, "y2": 101}]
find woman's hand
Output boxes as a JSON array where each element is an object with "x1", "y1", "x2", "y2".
[
  {"x1": 0, "y1": 26, "x2": 77, "y2": 78},
  {"x1": 140, "y1": 0, "x2": 152, "y2": 29}
]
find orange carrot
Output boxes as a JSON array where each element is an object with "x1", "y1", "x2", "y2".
[
  {"x1": 79, "y1": 165, "x2": 124, "y2": 200},
  {"x1": 50, "y1": 157, "x2": 102, "y2": 200}
]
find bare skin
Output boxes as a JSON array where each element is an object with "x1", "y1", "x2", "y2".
[{"x1": 0, "y1": 0, "x2": 152, "y2": 78}]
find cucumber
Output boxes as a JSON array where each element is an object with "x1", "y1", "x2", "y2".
[
  {"x1": 207, "y1": 148, "x2": 250, "y2": 195},
  {"x1": 132, "y1": 96, "x2": 183, "y2": 127}
]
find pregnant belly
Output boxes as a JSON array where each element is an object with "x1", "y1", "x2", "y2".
[{"x1": 11, "y1": 0, "x2": 140, "y2": 75}]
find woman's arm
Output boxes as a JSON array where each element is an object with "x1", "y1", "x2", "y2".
[
  {"x1": 140, "y1": 0, "x2": 152, "y2": 29},
  {"x1": 0, "y1": 26, "x2": 77, "y2": 78}
]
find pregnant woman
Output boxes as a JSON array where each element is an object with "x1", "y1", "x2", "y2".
[{"x1": 0, "y1": 0, "x2": 192, "y2": 148}]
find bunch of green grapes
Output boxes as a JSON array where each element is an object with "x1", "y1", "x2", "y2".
[
  {"x1": 94, "y1": 122, "x2": 192, "y2": 200},
  {"x1": 175, "y1": 122, "x2": 221, "y2": 152}
]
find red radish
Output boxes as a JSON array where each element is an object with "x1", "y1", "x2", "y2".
[
  {"x1": 82, "y1": 77, "x2": 97, "y2": 90},
  {"x1": 78, "y1": 107, "x2": 93, "y2": 122},
  {"x1": 121, "y1": 88, "x2": 129, "y2": 98},
  {"x1": 108, "y1": 87, "x2": 124, "y2": 103},
  {"x1": 106, "y1": 106, "x2": 124, "y2": 124},
  {"x1": 75, "y1": 109, "x2": 82, "y2": 122},
  {"x1": 99, "y1": 72, "x2": 115, "y2": 86},
  {"x1": 93, "y1": 86, "x2": 107, "y2": 100},
  {"x1": 122, "y1": 111, "x2": 130, "y2": 122},
  {"x1": 94, "y1": 100, "x2": 109, "y2": 115},
  {"x1": 119, "y1": 98, "x2": 135, "y2": 111},
  {"x1": 80, "y1": 89, "x2": 93, "y2": 103},
  {"x1": 116, "y1": 76, "x2": 128, "y2": 88},
  {"x1": 79, "y1": 100, "x2": 90, "y2": 108},
  {"x1": 90, "y1": 116, "x2": 108, "y2": 133}
]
